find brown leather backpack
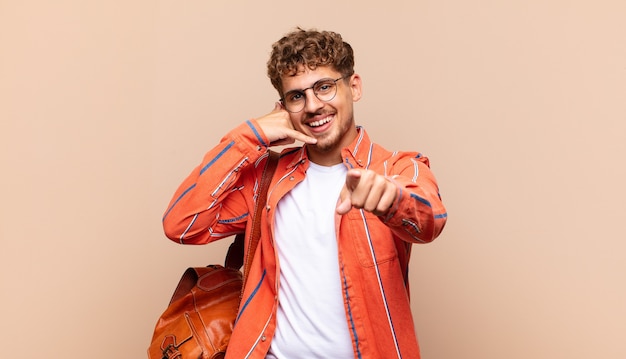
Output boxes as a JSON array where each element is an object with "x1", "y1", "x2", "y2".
[{"x1": 148, "y1": 151, "x2": 278, "y2": 359}]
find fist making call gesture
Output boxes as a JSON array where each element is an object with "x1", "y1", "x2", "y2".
[{"x1": 256, "y1": 103, "x2": 317, "y2": 147}]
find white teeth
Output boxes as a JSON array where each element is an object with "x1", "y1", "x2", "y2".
[{"x1": 309, "y1": 116, "x2": 333, "y2": 127}]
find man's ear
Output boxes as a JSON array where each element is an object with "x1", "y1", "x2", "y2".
[{"x1": 349, "y1": 74, "x2": 363, "y2": 102}]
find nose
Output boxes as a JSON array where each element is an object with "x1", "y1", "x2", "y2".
[{"x1": 303, "y1": 88, "x2": 324, "y2": 113}]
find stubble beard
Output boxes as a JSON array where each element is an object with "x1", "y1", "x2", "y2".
[
  {"x1": 313, "y1": 133, "x2": 338, "y2": 153},
  {"x1": 311, "y1": 116, "x2": 353, "y2": 153}
]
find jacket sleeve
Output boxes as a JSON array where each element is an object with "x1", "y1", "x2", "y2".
[
  {"x1": 162, "y1": 120, "x2": 270, "y2": 244},
  {"x1": 381, "y1": 153, "x2": 447, "y2": 244}
]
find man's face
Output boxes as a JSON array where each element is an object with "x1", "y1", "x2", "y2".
[{"x1": 280, "y1": 66, "x2": 362, "y2": 163}]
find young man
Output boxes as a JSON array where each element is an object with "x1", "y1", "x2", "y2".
[{"x1": 163, "y1": 28, "x2": 447, "y2": 359}]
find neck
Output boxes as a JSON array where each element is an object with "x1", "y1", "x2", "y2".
[{"x1": 306, "y1": 147, "x2": 343, "y2": 166}]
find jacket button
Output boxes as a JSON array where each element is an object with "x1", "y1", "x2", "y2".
[
  {"x1": 261, "y1": 335, "x2": 267, "y2": 341},
  {"x1": 289, "y1": 176, "x2": 295, "y2": 181}
]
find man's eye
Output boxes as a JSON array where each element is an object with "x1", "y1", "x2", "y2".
[
  {"x1": 316, "y1": 83, "x2": 333, "y2": 93},
  {"x1": 289, "y1": 92, "x2": 304, "y2": 101}
]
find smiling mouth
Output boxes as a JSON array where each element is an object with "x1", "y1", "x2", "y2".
[{"x1": 308, "y1": 115, "x2": 334, "y2": 128}]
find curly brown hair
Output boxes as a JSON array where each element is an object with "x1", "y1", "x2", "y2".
[{"x1": 267, "y1": 28, "x2": 355, "y2": 94}]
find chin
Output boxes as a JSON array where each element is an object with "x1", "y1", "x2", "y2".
[{"x1": 312, "y1": 138, "x2": 339, "y2": 153}]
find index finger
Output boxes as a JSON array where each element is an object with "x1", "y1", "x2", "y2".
[{"x1": 345, "y1": 169, "x2": 362, "y2": 191}]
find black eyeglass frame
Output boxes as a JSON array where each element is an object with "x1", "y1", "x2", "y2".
[{"x1": 279, "y1": 76, "x2": 345, "y2": 113}]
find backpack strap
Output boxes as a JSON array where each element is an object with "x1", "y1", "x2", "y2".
[{"x1": 224, "y1": 151, "x2": 279, "y2": 281}]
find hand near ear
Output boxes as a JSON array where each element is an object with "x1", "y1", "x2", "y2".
[{"x1": 336, "y1": 169, "x2": 397, "y2": 216}]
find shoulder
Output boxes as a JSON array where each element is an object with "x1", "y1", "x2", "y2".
[{"x1": 369, "y1": 142, "x2": 429, "y2": 168}]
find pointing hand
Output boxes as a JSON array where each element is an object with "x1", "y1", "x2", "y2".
[{"x1": 336, "y1": 169, "x2": 397, "y2": 216}]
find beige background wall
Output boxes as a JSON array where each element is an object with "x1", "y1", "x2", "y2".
[{"x1": 1, "y1": 1, "x2": 625, "y2": 358}]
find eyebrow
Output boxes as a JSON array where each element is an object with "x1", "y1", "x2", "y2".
[{"x1": 283, "y1": 77, "x2": 334, "y2": 95}]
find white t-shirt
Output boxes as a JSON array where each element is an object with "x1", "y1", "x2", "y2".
[{"x1": 267, "y1": 162, "x2": 353, "y2": 359}]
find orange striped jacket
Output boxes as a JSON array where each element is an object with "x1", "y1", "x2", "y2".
[{"x1": 163, "y1": 120, "x2": 447, "y2": 359}]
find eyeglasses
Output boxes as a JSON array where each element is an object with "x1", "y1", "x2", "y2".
[{"x1": 280, "y1": 77, "x2": 344, "y2": 113}]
